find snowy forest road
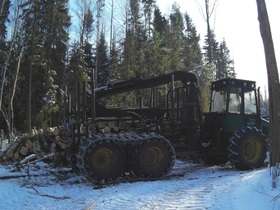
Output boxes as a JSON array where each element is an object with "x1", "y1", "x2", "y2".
[{"x1": 0, "y1": 160, "x2": 272, "y2": 210}]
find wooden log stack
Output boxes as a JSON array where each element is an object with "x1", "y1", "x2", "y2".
[
  {"x1": 94, "y1": 117, "x2": 140, "y2": 135},
  {"x1": 0, "y1": 127, "x2": 72, "y2": 166},
  {"x1": 0, "y1": 117, "x2": 145, "y2": 167}
]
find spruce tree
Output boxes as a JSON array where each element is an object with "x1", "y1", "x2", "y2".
[
  {"x1": 84, "y1": 42, "x2": 95, "y2": 78},
  {"x1": 203, "y1": 30, "x2": 219, "y2": 65},
  {"x1": 42, "y1": 0, "x2": 70, "y2": 86},
  {"x1": 108, "y1": 35, "x2": 121, "y2": 81},
  {"x1": 215, "y1": 39, "x2": 235, "y2": 79},
  {"x1": 203, "y1": 32, "x2": 235, "y2": 80},
  {"x1": 168, "y1": 3, "x2": 184, "y2": 72},
  {"x1": 96, "y1": 32, "x2": 109, "y2": 87},
  {"x1": 94, "y1": 0, "x2": 105, "y2": 85},
  {"x1": 0, "y1": 0, "x2": 11, "y2": 138},
  {"x1": 0, "y1": 0, "x2": 11, "y2": 100},
  {"x1": 142, "y1": 0, "x2": 155, "y2": 38},
  {"x1": 40, "y1": 0, "x2": 70, "y2": 126},
  {"x1": 80, "y1": 8, "x2": 94, "y2": 45},
  {"x1": 19, "y1": 0, "x2": 70, "y2": 131},
  {"x1": 20, "y1": 0, "x2": 43, "y2": 132},
  {"x1": 151, "y1": 6, "x2": 170, "y2": 75},
  {"x1": 121, "y1": 0, "x2": 147, "y2": 80},
  {"x1": 182, "y1": 12, "x2": 202, "y2": 72},
  {"x1": 153, "y1": 6, "x2": 167, "y2": 36},
  {"x1": 66, "y1": 43, "x2": 89, "y2": 110},
  {"x1": 0, "y1": 0, "x2": 10, "y2": 37}
]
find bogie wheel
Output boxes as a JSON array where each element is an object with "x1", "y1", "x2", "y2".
[
  {"x1": 132, "y1": 134, "x2": 175, "y2": 177},
  {"x1": 82, "y1": 137, "x2": 125, "y2": 181},
  {"x1": 228, "y1": 127, "x2": 268, "y2": 170}
]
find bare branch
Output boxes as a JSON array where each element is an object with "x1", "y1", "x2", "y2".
[
  {"x1": 209, "y1": 0, "x2": 219, "y2": 17},
  {"x1": 0, "y1": 0, "x2": 6, "y2": 16},
  {"x1": 193, "y1": 0, "x2": 206, "y2": 21}
]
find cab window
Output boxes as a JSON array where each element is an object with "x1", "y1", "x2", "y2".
[
  {"x1": 229, "y1": 88, "x2": 241, "y2": 114},
  {"x1": 244, "y1": 90, "x2": 257, "y2": 114},
  {"x1": 211, "y1": 89, "x2": 227, "y2": 112}
]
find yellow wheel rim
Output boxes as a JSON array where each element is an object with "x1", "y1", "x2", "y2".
[
  {"x1": 92, "y1": 148, "x2": 116, "y2": 172},
  {"x1": 244, "y1": 137, "x2": 262, "y2": 163},
  {"x1": 142, "y1": 146, "x2": 163, "y2": 168}
]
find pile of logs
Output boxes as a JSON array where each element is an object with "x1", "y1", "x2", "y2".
[
  {"x1": 0, "y1": 127, "x2": 72, "y2": 166},
  {"x1": 94, "y1": 119, "x2": 129, "y2": 135},
  {"x1": 93, "y1": 117, "x2": 146, "y2": 135},
  {"x1": 0, "y1": 117, "x2": 148, "y2": 167}
]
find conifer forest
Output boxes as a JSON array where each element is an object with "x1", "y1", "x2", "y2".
[{"x1": 0, "y1": 0, "x2": 236, "y2": 138}]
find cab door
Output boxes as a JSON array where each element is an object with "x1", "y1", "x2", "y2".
[
  {"x1": 243, "y1": 89, "x2": 259, "y2": 128},
  {"x1": 226, "y1": 87, "x2": 246, "y2": 132}
]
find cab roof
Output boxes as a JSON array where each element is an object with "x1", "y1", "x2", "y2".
[{"x1": 211, "y1": 78, "x2": 256, "y2": 90}]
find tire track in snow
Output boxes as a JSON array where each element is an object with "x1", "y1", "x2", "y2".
[
  {"x1": 0, "y1": 161, "x2": 248, "y2": 210},
  {"x1": 0, "y1": 179, "x2": 31, "y2": 209},
  {"x1": 94, "y1": 165, "x2": 243, "y2": 210}
]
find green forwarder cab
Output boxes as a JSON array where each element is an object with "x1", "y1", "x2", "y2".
[{"x1": 200, "y1": 78, "x2": 268, "y2": 169}]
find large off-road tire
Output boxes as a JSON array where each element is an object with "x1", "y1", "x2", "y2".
[
  {"x1": 131, "y1": 134, "x2": 175, "y2": 177},
  {"x1": 81, "y1": 136, "x2": 126, "y2": 181},
  {"x1": 227, "y1": 127, "x2": 268, "y2": 170}
]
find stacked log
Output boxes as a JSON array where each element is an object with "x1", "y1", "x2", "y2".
[
  {"x1": 94, "y1": 118, "x2": 141, "y2": 135},
  {"x1": 0, "y1": 117, "x2": 147, "y2": 166},
  {"x1": 0, "y1": 127, "x2": 72, "y2": 166}
]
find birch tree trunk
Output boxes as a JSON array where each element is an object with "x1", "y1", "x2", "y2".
[
  {"x1": 9, "y1": 56, "x2": 21, "y2": 140},
  {"x1": 109, "y1": 0, "x2": 114, "y2": 55},
  {"x1": 256, "y1": 0, "x2": 280, "y2": 187},
  {"x1": 0, "y1": 1, "x2": 22, "y2": 141}
]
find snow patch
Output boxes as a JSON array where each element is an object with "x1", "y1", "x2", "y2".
[{"x1": 0, "y1": 161, "x2": 279, "y2": 210}]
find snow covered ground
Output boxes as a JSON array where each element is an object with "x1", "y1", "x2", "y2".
[{"x1": 0, "y1": 160, "x2": 279, "y2": 210}]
